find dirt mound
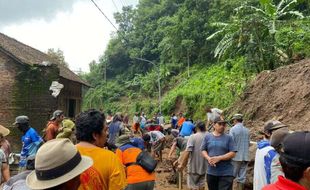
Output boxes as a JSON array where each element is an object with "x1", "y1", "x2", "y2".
[{"x1": 231, "y1": 59, "x2": 310, "y2": 136}]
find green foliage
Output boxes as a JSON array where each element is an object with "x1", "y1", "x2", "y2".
[
  {"x1": 276, "y1": 19, "x2": 310, "y2": 59},
  {"x1": 208, "y1": 0, "x2": 305, "y2": 72},
  {"x1": 161, "y1": 58, "x2": 249, "y2": 120},
  {"x1": 46, "y1": 48, "x2": 69, "y2": 68},
  {"x1": 82, "y1": 0, "x2": 310, "y2": 118}
]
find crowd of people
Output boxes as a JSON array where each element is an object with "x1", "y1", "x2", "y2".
[{"x1": 0, "y1": 107, "x2": 309, "y2": 190}]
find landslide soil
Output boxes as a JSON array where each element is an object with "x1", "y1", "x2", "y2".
[
  {"x1": 156, "y1": 59, "x2": 310, "y2": 190},
  {"x1": 230, "y1": 58, "x2": 310, "y2": 138}
]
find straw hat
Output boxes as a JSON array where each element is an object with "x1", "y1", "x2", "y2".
[
  {"x1": 26, "y1": 139, "x2": 93, "y2": 189},
  {"x1": 0, "y1": 125, "x2": 10, "y2": 136}
]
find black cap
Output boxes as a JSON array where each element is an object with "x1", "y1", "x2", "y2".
[{"x1": 280, "y1": 131, "x2": 310, "y2": 165}]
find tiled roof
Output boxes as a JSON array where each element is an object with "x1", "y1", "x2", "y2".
[{"x1": 0, "y1": 32, "x2": 89, "y2": 86}]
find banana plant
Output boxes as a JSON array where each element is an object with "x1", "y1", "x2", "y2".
[{"x1": 207, "y1": 0, "x2": 304, "y2": 71}]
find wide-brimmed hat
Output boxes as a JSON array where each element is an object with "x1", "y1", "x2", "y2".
[
  {"x1": 115, "y1": 135, "x2": 131, "y2": 147},
  {"x1": 26, "y1": 139, "x2": 93, "y2": 189},
  {"x1": 50, "y1": 110, "x2": 64, "y2": 120},
  {"x1": 12, "y1": 115, "x2": 29, "y2": 126},
  {"x1": 0, "y1": 125, "x2": 10, "y2": 136}
]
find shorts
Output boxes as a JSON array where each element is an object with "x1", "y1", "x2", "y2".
[
  {"x1": 187, "y1": 173, "x2": 206, "y2": 189},
  {"x1": 152, "y1": 141, "x2": 165, "y2": 153}
]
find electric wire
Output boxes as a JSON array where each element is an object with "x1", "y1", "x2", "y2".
[{"x1": 90, "y1": 0, "x2": 118, "y2": 31}]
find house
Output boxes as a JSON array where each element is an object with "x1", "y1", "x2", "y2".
[{"x1": 0, "y1": 32, "x2": 89, "y2": 147}]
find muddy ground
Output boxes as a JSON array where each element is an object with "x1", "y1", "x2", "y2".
[
  {"x1": 155, "y1": 135, "x2": 256, "y2": 190},
  {"x1": 229, "y1": 59, "x2": 310, "y2": 136},
  {"x1": 157, "y1": 59, "x2": 310, "y2": 189}
]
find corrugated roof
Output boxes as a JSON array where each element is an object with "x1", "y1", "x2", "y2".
[{"x1": 0, "y1": 32, "x2": 90, "y2": 86}]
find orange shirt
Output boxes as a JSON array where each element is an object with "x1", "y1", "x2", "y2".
[
  {"x1": 116, "y1": 145, "x2": 155, "y2": 184},
  {"x1": 177, "y1": 117, "x2": 186, "y2": 127},
  {"x1": 45, "y1": 121, "x2": 60, "y2": 141},
  {"x1": 77, "y1": 145, "x2": 127, "y2": 190}
]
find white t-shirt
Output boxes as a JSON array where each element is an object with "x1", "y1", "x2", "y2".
[
  {"x1": 133, "y1": 116, "x2": 139, "y2": 124},
  {"x1": 253, "y1": 144, "x2": 274, "y2": 190},
  {"x1": 148, "y1": 131, "x2": 165, "y2": 143}
]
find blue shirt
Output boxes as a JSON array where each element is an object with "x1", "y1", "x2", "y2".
[
  {"x1": 130, "y1": 137, "x2": 145, "y2": 150},
  {"x1": 179, "y1": 121, "x2": 194, "y2": 137},
  {"x1": 108, "y1": 121, "x2": 121, "y2": 145},
  {"x1": 201, "y1": 133, "x2": 236, "y2": 176},
  {"x1": 171, "y1": 116, "x2": 178, "y2": 128},
  {"x1": 20, "y1": 128, "x2": 43, "y2": 167},
  {"x1": 229, "y1": 123, "x2": 250, "y2": 161}
]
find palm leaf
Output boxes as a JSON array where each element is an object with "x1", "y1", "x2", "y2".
[
  {"x1": 207, "y1": 29, "x2": 225, "y2": 41},
  {"x1": 280, "y1": 11, "x2": 304, "y2": 18}
]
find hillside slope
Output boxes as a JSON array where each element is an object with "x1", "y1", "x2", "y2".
[{"x1": 231, "y1": 59, "x2": 310, "y2": 134}]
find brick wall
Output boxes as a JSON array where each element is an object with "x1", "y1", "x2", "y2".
[
  {"x1": 0, "y1": 51, "x2": 60, "y2": 151},
  {"x1": 0, "y1": 51, "x2": 18, "y2": 131}
]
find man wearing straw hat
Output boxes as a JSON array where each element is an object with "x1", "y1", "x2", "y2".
[
  {"x1": 0, "y1": 125, "x2": 11, "y2": 159},
  {"x1": 0, "y1": 125, "x2": 10, "y2": 184},
  {"x1": 26, "y1": 138, "x2": 93, "y2": 190}
]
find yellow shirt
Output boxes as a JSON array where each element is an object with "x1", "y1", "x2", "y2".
[{"x1": 77, "y1": 145, "x2": 127, "y2": 190}]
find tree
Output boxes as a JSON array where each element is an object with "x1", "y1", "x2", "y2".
[
  {"x1": 208, "y1": 0, "x2": 304, "y2": 72},
  {"x1": 46, "y1": 48, "x2": 69, "y2": 68}
]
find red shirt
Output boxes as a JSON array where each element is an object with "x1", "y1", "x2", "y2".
[{"x1": 263, "y1": 176, "x2": 307, "y2": 190}]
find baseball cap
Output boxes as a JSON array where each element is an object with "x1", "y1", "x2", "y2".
[
  {"x1": 280, "y1": 131, "x2": 310, "y2": 166},
  {"x1": 13, "y1": 115, "x2": 29, "y2": 125},
  {"x1": 263, "y1": 120, "x2": 287, "y2": 134},
  {"x1": 231, "y1": 114, "x2": 243, "y2": 120},
  {"x1": 50, "y1": 110, "x2": 64, "y2": 120}
]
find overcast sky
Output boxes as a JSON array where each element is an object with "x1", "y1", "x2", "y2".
[{"x1": 0, "y1": 0, "x2": 138, "y2": 72}]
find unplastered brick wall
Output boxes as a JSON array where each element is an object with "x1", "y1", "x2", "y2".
[
  {"x1": 12, "y1": 64, "x2": 59, "y2": 135},
  {"x1": 0, "y1": 51, "x2": 17, "y2": 129},
  {"x1": 0, "y1": 51, "x2": 60, "y2": 150}
]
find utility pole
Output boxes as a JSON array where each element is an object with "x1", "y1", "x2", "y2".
[{"x1": 133, "y1": 57, "x2": 161, "y2": 113}]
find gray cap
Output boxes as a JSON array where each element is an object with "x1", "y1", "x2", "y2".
[
  {"x1": 232, "y1": 114, "x2": 243, "y2": 120},
  {"x1": 50, "y1": 110, "x2": 64, "y2": 120},
  {"x1": 13, "y1": 115, "x2": 29, "y2": 125}
]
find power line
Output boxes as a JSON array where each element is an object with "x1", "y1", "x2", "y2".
[
  {"x1": 111, "y1": 0, "x2": 120, "y2": 12},
  {"x1": 90, "y1": 0, "x2": 118, "y2": 31}
]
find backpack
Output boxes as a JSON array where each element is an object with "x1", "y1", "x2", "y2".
[{"x1": 126, "y1": 150, "x2": 157, "y2": 173}]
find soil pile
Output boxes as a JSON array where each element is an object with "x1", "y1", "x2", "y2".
[{"x1": 231, "y1": 59, "x2": 310, "y2": 136}]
